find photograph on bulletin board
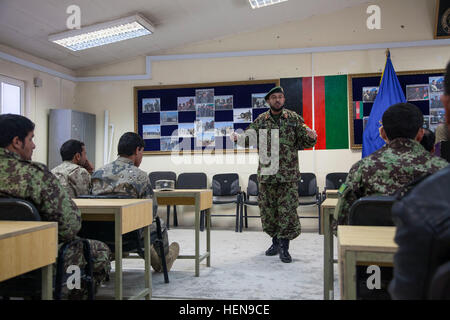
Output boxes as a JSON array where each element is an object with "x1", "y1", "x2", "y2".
[{"x1": 134, "y1": 79, "x2": 278, "y2": 154}]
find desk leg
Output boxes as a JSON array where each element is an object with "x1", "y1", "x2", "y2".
[
  {"x1": 323, "y1": 207, "x2": 334, "y2": 300},
  {"x1": 206, "y1": 208, "x2": 211, "y2": 267},
  {"x1": 344, "y1": 251, "x2": 357, "y2": 300},
  {"x1": 195, "y1": 200, "x2": 200, "y2": 277},
  {"x1": 41, "y1": 264, "x2": 53, "y2": 300},
  {"x1": 115, "y1": 214, "x2": 123, "y2": 300},
  {"x1": 143, "y1": 225, "x2": 152, "y2": 300}
]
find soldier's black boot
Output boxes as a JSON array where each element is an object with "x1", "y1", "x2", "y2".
[
  {"x1": 265, "y1": 237, "x2": 279, "y2": 256},
  {"x1": 279, "y1": 238, "x2": 292, "y2": 263}
]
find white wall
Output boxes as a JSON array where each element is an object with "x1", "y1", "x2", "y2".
[{"x1": 0, "y1": 44, "x2": 77, "y2": 164}]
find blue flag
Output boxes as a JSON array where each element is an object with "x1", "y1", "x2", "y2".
[{"x1": 362, "y1": 52, "x2": 406, "y2": 158}]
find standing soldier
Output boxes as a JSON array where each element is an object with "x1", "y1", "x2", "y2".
[
  {"x1": 0, "y1": 114, "x2": 111, "y2": 298},
  {"x1": 51, "y1": 139, "x2": 94, "y2": 198},
  {"x1": 232, "y1": 86, "x2": 317, "y2": 263}
]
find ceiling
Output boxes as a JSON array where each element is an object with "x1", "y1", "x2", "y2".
[{"x1": 0, "y1": 0, "x2": 373, "y2": 70}]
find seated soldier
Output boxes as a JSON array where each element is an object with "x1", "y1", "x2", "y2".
[
  {"x1": 0, "y1": 114, "x2": 111, "y2": 298},
  {"x1": 389, "y1": 61, "x2": 450, "y2": 299},
  {"x1": 335, "y1": 103, "x2": 448, "y2": 226},
  {"x1": 51, "y1": 139, "x2": 94, "y2": 198},
  {"x1": 91, "y1": 132, "x2": 179, "y2": 273},
  {"x1": 334, "y1": 103, "x2": 448, "y2": 300}
]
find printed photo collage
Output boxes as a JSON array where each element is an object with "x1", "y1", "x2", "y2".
[
  {"x1": 358, "y1": 76, "x2": 446, "y2": 133},
  {"x1": 141, "y1": 89, "x2": 269, "y2": 151}
]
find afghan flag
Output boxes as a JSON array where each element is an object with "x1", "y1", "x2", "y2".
[
  {"x1": 299, "y1": 75, "x2": 349, "y2": 150},
  {"x1": 353, "y1": 101, "x2": 363, "y2": 120}
]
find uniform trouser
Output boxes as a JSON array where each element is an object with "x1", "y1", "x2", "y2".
[
  {"x1": 59, "y1": 238, "x2": 112, "y2": 286},
  {"x1": 258, "y1": 182, "x2": 301, "y2": 240}
]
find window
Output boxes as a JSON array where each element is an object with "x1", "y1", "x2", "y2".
[{"x1": 0, "y1": 75, "x2": 24, "y2": 115}]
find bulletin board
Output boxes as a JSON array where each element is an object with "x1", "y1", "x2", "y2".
[
  {"x1": 349, "y1": 69, "x2": 446, "y2": 149},
  {"x1": 134, "y1": 79, "x2": 279, "y2": 155}
]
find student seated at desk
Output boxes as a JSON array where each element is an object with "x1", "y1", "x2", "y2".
[
  {"x1": 91, "y1": 132, "x2": 179, "y2": 272},
  {"x1": 334, "y1": 103, "x2": 448, "y2": 226},
  {"x1": 0, "y1": 114, "x2": 111, "y2": 299},
  {"x1": 333, "y1": 103, "x2": 447, "y2": 299},
  {"x1": 389, "y1": 61, "x2": 450, "y2": 300},
  {"x1": 51, "y1": 139, "x2": 94, "y2": 198}
]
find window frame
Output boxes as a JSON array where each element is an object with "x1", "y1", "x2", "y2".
[{"x1": 0, "y1": 75, "x2": 25, "y2": 115}]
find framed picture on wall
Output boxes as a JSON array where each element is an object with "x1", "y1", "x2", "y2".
[{"x1": 434, "y1": 0, "x2": 450, "y2": 39}]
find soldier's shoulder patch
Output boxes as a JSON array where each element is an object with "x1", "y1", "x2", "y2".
[
  {"x1": 29, "y1": 161, "x2": 48, "y2": 172},
  {"x1": 338, "y1": 183, "x2": 350, "y2": 197}
]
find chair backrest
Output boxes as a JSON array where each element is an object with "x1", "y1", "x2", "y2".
[
  {"x1": 176, "y1": 172, "x2": 207, "y2": 189},
  {"x1": 429, "y1": 261, "x2": 450, "y2": 300},
  {"x1": 247, "y1": 174, "x2": 258, "y2": 196},
  {"x1": 212, "y1": 173, "x2": 240, "y2": 196},
  {"x1": 298, "y1": 173, "x2": 318, "y2": 197},
  {"x1": 0, "y1": 198, "x2": 41, "y2": 221},
  {"x1": 148, "y1": 171, "x2": 177, "y2": 189},
  {"x1": 325, "y1": 172, "x2": 348, "y2": 190},
  {"x1": 349, "y1": 195, "x2": 396, "y2": 226}
]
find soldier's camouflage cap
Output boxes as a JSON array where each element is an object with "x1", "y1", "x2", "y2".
[{"x1": 265, "y1": 86, "x2": 285, "y2": 100}]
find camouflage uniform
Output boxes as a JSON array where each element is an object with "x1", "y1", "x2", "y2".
[
  {"x1": 91, "y1": 156, "x2": 176, "y2": 272},
  {"x1": 0, "y1": 148, "x2": 111, "y2": 285},
  {"x1": 51, "y1": 161, "x2": 91, "y2": 198},
  {"x1": 334, "y1": 138, "x2": 449, "y2": 226},
  {"x1": 238, "y1": 108, "x2": 317, "y2": 240},
  {"x1": 91, "y1": 157, "x2": 152, "y2": 198}
]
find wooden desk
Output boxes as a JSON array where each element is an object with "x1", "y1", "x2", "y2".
[
  {"x1": 325, "y1": 189, "x2": 339, "y2": 199},
  {"x1": 154, "y1": 189, "x2": 212, "y2": 277},
  {"x1": 320, "y1": 198, "x2": 338, "y2": 300},
  {"x1": 73, "y1": 198, "x2": 153, "y2": 300},
  {"x1": 338, "y1": 226, "x2": 397, "y2": 300},
  {"x1": 0, "y1": 221, "x2": 57, "y2": 300}
]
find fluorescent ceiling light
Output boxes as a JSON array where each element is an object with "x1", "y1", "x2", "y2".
[
  {"x1": 249, "y1": 0, "x2": 288, "y2": 9},
  {"x1": 49, "y1": 14, "x2": 154, "y2": 51}
]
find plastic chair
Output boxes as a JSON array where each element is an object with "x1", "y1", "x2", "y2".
[
  {"x1": 0, "y1": 198, "x2": 95, "y2": 300},
  {"x1": 322, "y1": 172, "x2": 348, "y2": 200},
  {"x1": 298, "y1": 173, "x2": 321, "y2": 226},
  {"x1": 176, "y1": 172, "x2": 208, "y2": 231},
  {"x1": 242, "y1": 174, "x2": 260, "y2": 229},
  {"x1": 211, "y1": 173, "x2": 243, "y2": 232},
  {"x1": 429, "y1": 261, "x2": 450, "y2": 300},
  {"x1": 149, "y1": 171, "x2": 177, "y2": 229},
  {"x1": 76, "y1": 194, "x2": 169, "y2": 283},
  {"x1": 348, "y1": 195, "x2": 396, "y2": 226}
]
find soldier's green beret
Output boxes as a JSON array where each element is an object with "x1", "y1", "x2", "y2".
[{"x1": 265, "y1": 86, "x2": 285, "y2": 100}]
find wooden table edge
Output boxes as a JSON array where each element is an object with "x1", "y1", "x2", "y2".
[{"x1": 0, "y1": 221, "x2": 57, "y2": 240}]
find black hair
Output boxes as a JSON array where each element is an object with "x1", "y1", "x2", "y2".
[
  {"x1": 420, "y1": 128, "x2": 435, "y2": 152},
  {"x1": 382, "y1": 103, "x2": 423, "y2": 140},
  {"x1": 445, "y1": 61, "x2": 450, "y2": 96},
  {"x1": 0, "y1": 114, "x2": 35, "y2": 148},
  {"x1": 60, "y1": 139, "x2": 85, "y2": 161},
  {"x1": 117, "y1": 132, "x2": 145, "y2": 156}
]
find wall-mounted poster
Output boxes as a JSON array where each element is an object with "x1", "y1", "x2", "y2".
[
  {"x1": 195, "y1": 89, "x2": 214, "y2": 104},
  {"x1": 178, "y1": 123, "x2": 195, "y2": 137},
  {"x1": 196, "y1": 104, "x2": 215, "y2": 117},
  {"x1": 252, "y1": 93, "x2": 266, "y2": 108},
  {"x1": 430, "y1": 93, "x2": 444, "y2": 109},
  {"x1": 177, "y1": 97, "x2": 195, "y2": 111},
  {"x1": 214, "y1": 95, "x2": 233, "y2": 110},
  {"x1": 214, "y1": 122, "x2": 234, "y2": 136},
  {"x1": 142, "y1": 98, "x2": 160, "y2": 113},
  {"x1": 233, "y1": 108, "x2": 252, "y2": 123},
  {"x1": 160, "y1": 137, "x2": 179, "y2": 151},
  {"x1": 362, "y1": 87, "x2": 378, "y2": 102},
  {"x1": 406, "y1": 84, "x2": 429, "y2": 101},
  {"x1": 142, "y1": 125, "x2": 161, "y2": 139},
  {"x1": 160, "y1": 111, "x2": 178, "y2": 125},
  {"x1": 434, "y1": 0, "x2": 450, "y2": 39}
]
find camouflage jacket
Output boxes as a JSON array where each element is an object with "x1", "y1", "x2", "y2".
[
  {"x1": 51, "y1": 161, "x2": 91, "y2": 198},
  {"x1": 91, "y1": 157, "x2": 152, "y2": 198},
  {"x1": 0, "y1": 148, "x2": 81, "y2": 242},
  {"x1": 237, "y1": 108, "x2": 317, "y2": 184},
  {"x1": 335, "y1": 138, "x2": 449, "y2": 225}
]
